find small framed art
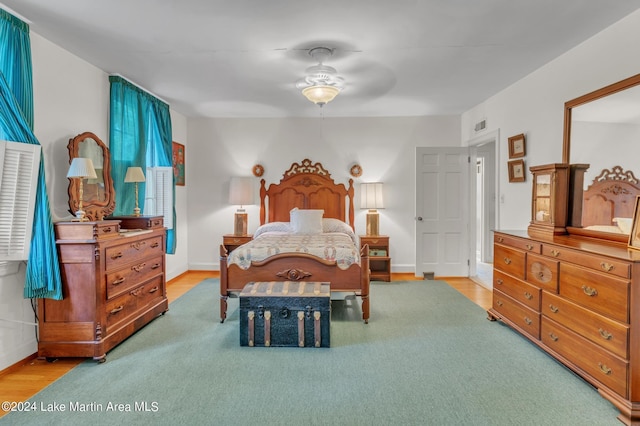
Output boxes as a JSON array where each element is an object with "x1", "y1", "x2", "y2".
[
  {"x1": 172, "y1": 141, "x2": 185, "y2": 186},
  {"x1": 628, "y1": 196, "x2": 640, "y2": 249},
  {"x1": 508, "y1": 159, "x2": 525, "y2": 183},
  {"x1": 508, "y1": 133, "x2": 526, "y2": 158}
]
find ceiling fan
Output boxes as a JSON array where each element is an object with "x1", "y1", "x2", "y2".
[{"x1": 295, "y1": 47, "x2": 345, "y2": 106}]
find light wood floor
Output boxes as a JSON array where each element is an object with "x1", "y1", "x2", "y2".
[{"x1": 0, "y1": 271, "x2": 491, "y2": 418}]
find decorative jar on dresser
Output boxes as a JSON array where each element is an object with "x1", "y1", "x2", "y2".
[
  {"x1": 38, "y1": 217, "x2": 168, "y2": 363},
  {"x1": 488, "y1": 230, "x2": 640, "y2": 424}
]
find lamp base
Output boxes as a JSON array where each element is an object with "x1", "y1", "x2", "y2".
[
  {"x1": 72, "y1": 210, "x2": 89, "y2": 222},
  {"x1": 366, "y1": 210, "x2": 379, "y2": 236},
  {"x1": 234, "y1": 211, "x2": 248, "y2": 236},
  {"x1": 133, "y1": 207, "x2": 141, "y2": 217}
]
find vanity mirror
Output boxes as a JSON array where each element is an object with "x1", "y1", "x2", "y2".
[
  {"x1": 67, "y1": 132, "x2": 115, "y2": 221},
  {"x1": 563, "y1": 72, "x2": 640, "y2": 241}
]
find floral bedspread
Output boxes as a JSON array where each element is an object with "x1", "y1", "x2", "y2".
[{"x1": 227, "y1": 232, "x2": 360, "y2": 270}]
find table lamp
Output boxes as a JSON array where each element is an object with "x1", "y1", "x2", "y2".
[
  {"x1": 124, "y1": 166, "x2": 146, "y2": 216},
  {"x1": 360, "y1": 182, "x2": 384, "y2": 236},
  {"x1": 67, "y1": 157, "x2": 97, "y2": 221},
  {"x1": 229, "y1": 177, "x2": 254, "y2": 235}
]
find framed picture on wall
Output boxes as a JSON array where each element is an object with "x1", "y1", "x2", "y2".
[
  {"x1": 508, "y1": 159, "x2": 526, "y2": 183},
  {"x1": 628, "y1": 196, "x2": 640, "y2": 250},
  {"x1": 508, "y1": 133, "x2": 526, "y2": 158},
  {"x1": 172, "y1": 141, "x2": 185, "y2": 186}
]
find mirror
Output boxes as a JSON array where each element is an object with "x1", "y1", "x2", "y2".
[
  {"x1": 67, "y1": 132, "x2": 115, "y2": 221},
  {"x1": 563, "y1": 73, "x2": 640, "y2": 240}
]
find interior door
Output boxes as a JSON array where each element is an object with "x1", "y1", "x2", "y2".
[{"x1": 415, "y1": 147, "x2": 471, "y2": 277}]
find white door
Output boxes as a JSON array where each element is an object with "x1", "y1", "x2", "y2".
[{"x1": 415, "y1": 147, "x2": 470, "y2": 277}]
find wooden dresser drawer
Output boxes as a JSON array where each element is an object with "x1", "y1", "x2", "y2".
[
  {"x1": 542, "y1": 243, "x2": 630, "y2": 279},
  {"x1": 494, "y1": 244, "x2": 526, "y2": 280},
  {"x1": 542, "y1": 292, "x2": 629, "y2": 359},
  {"x1": 525, "y1": 253, "x2": 559, "y2": 293},
  {"x1": 493, "y1": 290, "x2": 540, "y2": 339},
  {"x1": 105, "y1": 235, "x2": 164, "y2": 271},
  {"x1": 494, "y1": 233, "x2": 541, "y2": 253},
  {"x1": 560, "y1": 263, "x2": 629, "y2": 323},
  {"x1": 494, "y1": 270, "x2": 540, "y2": 311},
  {"x1": 105, "y1": 276, "x2": 164, "y2": 330},
  {"x1": 106, "y1": 255, "x2": 164, "y2": 299},
  {"x1": 542, "y1": 317, "x2": 628, "y2": 397}
]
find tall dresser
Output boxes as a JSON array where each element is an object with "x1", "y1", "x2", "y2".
[
  {"x1": 488, "y1": 230, "x2": 640, "y2": 424},
  {"x1": 38, "y1": 217, "x2": 168, "y2": 362}
]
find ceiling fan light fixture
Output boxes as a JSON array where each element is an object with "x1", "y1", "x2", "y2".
[{"x1": 301, "y1": 85, "x2": 341, "y2": 106}]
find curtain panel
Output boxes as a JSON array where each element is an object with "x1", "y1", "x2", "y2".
[
  {"x1": 0, "y1": 10, "x2": 62, "y2": 299},
  {"x1": 109, "y1": 76, "x2": 175, "y2": 253}
]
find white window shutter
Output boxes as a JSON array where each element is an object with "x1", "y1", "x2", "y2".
[
  {"x1": 144, "y1": 166, "x2": 173, "y2": 229},
  {"x1": 0, "y1": 140, "x2": 41, "y2": 261}
]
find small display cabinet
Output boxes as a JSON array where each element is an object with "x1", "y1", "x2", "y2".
[{"x1": 527, "y1": 163, "x2": 570, "y2": 239}]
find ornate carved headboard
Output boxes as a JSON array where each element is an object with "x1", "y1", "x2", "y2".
[
  {"x1": 259, "y1": 159, "x2": 355, "y2": 229},
  {"x1": 582, "y1": 166, "x2": 640, "y2": 227}
]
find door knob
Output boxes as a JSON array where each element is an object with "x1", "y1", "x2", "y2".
[{"x1": 416, "y1": 217, "x2": 423, "y2": 221}]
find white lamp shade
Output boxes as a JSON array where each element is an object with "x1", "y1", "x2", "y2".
[
  {"x1": 67, "y1": 157, "x2": 97, "y2": 179},
  {"x1": 229, "y1": 177, "x2": 254, "y2": 206},
  {"x1": 302, "y1": 85, "x2": 340, "y2": 105},
  {"x1": 124, "y1": 166, "x2": 146, "y2": 183},
  {"x1": 360, "y1": 182, "x2": 384, "y2": 209}
]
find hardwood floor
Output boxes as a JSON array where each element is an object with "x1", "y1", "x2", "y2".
[{"x1": 0, "y1": 271, "x2": 491, "y2": 418}]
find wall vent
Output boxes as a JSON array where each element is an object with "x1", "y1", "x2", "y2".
[{"x1": 474, "y1": 120, "x2": 486, "y2": 132}]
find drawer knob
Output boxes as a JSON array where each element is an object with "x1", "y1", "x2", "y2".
[
  {"x1": 112, "y1": 277, "x2": 125, "y2": 286},
  {"x1": 549, "y1": 333, "x2": 558, "y2": 342},
  {"x1": 496, "y1": 300, "x2": 503, "y2": 307},
  {"x1": 111, "y1": 252, "x2": 123, "y2": 260},
  {"x1": 496, "y1": 279, "x2": 503, "y2": 285},
  {"x1": 526, "y1": 244, "x2": 534, "y2": 250},
  {"x1": 598, "y1": 362, "x2": 612, "y2": 375},
  {"x1": 581, "y1": 285, "x2": 598, "y2": 297},
  {"x1": 497, "y1": 237, "x2": 504, "y2": 243},
  {"x1": 599, "y1": 329, "x2": 613, "y2": 340},
  {"x1": 600, "y1": 262, "x2": 614, "y2": 272},
  {"x1": 524, "y1": 292, "x2": 533, "y2": 300},
  {"x1": 132, "y1": 263, "x2": 146, "y2": 272},
  {"x1": 110, "y1": 305, "x2": 124, "y2": 315},
  {"x1": 548, "y1": 305, "x2": 559, "y2": 313},
  {"x1": 503, "y1": 257, "x2": 512, "y2": 265},
  {"x1": 550, "y1": 249, "x2": 560, "y2": 257},
  {"x1": 102, "y1": 227, "x2": 113, "y2": 234},
  {"x1": 524, "y1": 317, "x2": 532, "y2": 325}
]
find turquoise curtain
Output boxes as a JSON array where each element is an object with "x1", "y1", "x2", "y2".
[
  {"x1": 109, "y1": 76, "x2": 175, "y2": 253},
  {"x1": 0, "y1": 10, "x2": 62, "y2": 299}
]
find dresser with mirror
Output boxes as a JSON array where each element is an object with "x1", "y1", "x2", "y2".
[
  {"x1": 489, "y1": 73, "x2": 640, "y2": 425},
  {"x1": 37, "y1": 132, "x2": 168, "y2": 363}
]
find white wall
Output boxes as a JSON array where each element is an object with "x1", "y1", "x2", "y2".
[
  {"x1": 0, "y1": 32, "x2": 189, "y2": 371},
  {"x1": 186, "y1": 116, "x2": 460, "y2": 274},
  {"x1": 462, "y1": 9, "x2": 640, "y2": 231}
]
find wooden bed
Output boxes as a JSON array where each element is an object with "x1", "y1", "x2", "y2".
[
  {"x1": 219, "y1": 159, "x2": 370, "y2": 323},
  {"x1": 568, "y1": 165, "x2": 640, "y2": 242}
]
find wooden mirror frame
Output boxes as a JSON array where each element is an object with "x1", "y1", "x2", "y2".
[
  {"x1": 67, "y1": 131, "x2": 115, "y2": 221},
  {"x1": 562, "y1": 72, "x2": 640, "y2": 241}
]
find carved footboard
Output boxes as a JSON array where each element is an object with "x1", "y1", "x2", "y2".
[{"x1": 219, "y1": 245, "x2": 370, "y2": 323}]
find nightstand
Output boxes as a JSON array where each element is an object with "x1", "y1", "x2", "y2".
[
  {"x1": 359, "y1": 235, "x2": 390, "y2": 282},
  {"x1": 223, "y1": 234, "x2": 252, "y2": 253}
]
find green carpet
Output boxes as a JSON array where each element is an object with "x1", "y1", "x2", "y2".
[{"x1": 1, "y1": 280, "x2": 619, "y2": 425}]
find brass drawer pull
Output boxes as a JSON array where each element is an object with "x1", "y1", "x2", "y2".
[
  {"x1": 503, "y1": 257, "x2": 512, "y2": 265},
  {"x1": 496, "y1": 279, "x2": 503, "y2": 285},
  {"x1": 526, "y1": 244, "x2": 534, "y2": 250},
  {"x1": 600, "y1": 262, "x2": 614, "y2": 272},
  {"x1": 110, "y1": 305, "x2": 124, "y2": 315},
  {"x1": 581, "y1": 285, "x2": 598, "y2": 297},
  {"x1": 599, "y1": 329, "x2": 613, "y2": 340},
  {"x1": 131, "y1": 241, "x2": 147, "y2": 250},
  {"x1": 598, "y1": 362, "x2": 612, "y2": 375},
  {"x1": 550, "y1": 249, "x2": 560, "y2": 257},
  {"x1": 496, "y1": 301, "x2": 503, "y2": 307},
  {"x1": 112, "y1": 277, "x2": 125, "y2": 286},
  {"x1": 496, "y1": 236, "x2": 504, "y2": 243},
  {"x1": 151, "y1": 242, "x2": 160, "y2": 248},
  {"x1": 102, "y1": 227, "x2": 113, "y2": 234},
  {"x1": 548, "y1": 305, "x2": 559, "y2": 313},
  {"x1": 524, "y1": 292, "x2": 533, "y2": 300},
  {"x1": 151, "y1": 263, "x2": 161, "y2": 269},
  {"x1": 132, "y1": 263, "x2": 146, "y2": 272},
  {"x1": 111, "y1": 252, "x2": 123, "y2": 260},
  {"x1": 549, "y1": 333, "x2": 558, "y2": 342},
  {"x1": 524, "y1": 317, "x2": 532, "y2": 325},
  {"x1": 148, "y1": 286, "x2": 159, "y2": 293}
]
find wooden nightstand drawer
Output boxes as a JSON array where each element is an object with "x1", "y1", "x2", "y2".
[
  {"x1": 359, "y1": 235, "x2": 390, "y2": 282},
  {"x1": 223, "y1": 234, "x2": 252, "y2": 253}
]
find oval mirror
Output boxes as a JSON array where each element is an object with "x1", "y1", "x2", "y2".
[{"x1": 67, "y1": 132, "x2": 116, "y2": 220}]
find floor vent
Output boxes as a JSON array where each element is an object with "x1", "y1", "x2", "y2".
[{"x1": 423, "y1": 272, "x2": 435, "y2": 280}]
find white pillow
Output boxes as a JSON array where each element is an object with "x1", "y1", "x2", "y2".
[{"x1": 290, "y1": 208, "x2": 324, "y2": 234}]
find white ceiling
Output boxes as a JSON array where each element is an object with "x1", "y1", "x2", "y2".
[{"x1": 2, "y1": 1, "x2": 640, "y2": 118}]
